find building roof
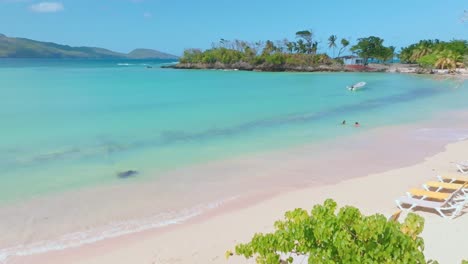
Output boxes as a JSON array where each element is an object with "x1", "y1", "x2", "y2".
[{"x1": 337, "y1": 55, "x2": 360, "y2": 59}]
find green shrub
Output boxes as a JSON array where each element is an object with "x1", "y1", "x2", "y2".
[
  {"x1": 284, "y1": 54, "x2": 315, "y2": 66},
  {"x1": 314, "y1": 53, "x2": 333, "y2": 65},
  {"x1": 418, "y1": 54, "x2": 437, "y2": 68},
  {"x1": 229, "y1": 199, "x2": 429, "y2": 264},
  {"x1": 251, "y1": 56, "x2": 265, "y2": 65},
  {"x1": 201, "y1": 50, "x2": 217, "y2": 64},
  {"x1": 264, "y1": 53, "x2": 286, "y2": 65},
  {"x1": 179, "y1": 48, "x2": 203, "y2": 63}
]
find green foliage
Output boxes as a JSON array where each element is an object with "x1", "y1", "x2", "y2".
[
  {"x1": 179, "y1": 32, "x2": 466, "y2": 69},
  {"x1": 375, "y1": 46, "x2": 395, "y2": 63},
  {"x1": 180, "y1": 48, "x2": 244, "y2": 64},
  {"x1": 179, "y1": 49, "x2": 203, "y2": 63},
  {"x1": 434, "y1": 50, "x2": 464, "y2": 70},
  {"x1": 295, "y1": 30, "x2": 317, "y2": 54},
  {"x1": 314, "y1": 54, "x2": 333, "y2": 65},
  {"x1": 284, "y1": 54, "x2": 315, "y2": 66},
  {"x1": 180, "y1": 47, "x2": 336, "y2": 68},
  {"x1": 231, "y1": 199, "x2": 429, "y2": 264},
  {"x1": 350, "y1": 36, "x2": 393, "y2": 65},
  {"x1": 417, "y1": 54, "x2": 438, "y2": 69},
  {"x1": 399, "y1": 39, "x2": 467, "y2": 69},
  {"x1": 264, "y1": 53, "x2": 286, "y2": 65},
  {"x1": 443, "y1": 40, "x2": 467, "y2": 55},
  {"x1": 337, "y1": 38, "x2": 350, "y2": 57},
  {"x1": 328, "y1": 35, "x2": 337, "y2": 57},
  {"x1": 262, "y1": 40, "x2": 278, "y2": 56},
  {"x1": 0, "y1": 34, "x2": 177, "y2": 59}
]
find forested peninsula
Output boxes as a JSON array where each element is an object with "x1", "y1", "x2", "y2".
[{"x1": 166, "y1": 30, "x2": 467, "y2": 73}]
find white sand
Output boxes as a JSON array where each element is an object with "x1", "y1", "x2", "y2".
[{"x1": 16, "y1": 139, "x2": 468, "y2": 264}]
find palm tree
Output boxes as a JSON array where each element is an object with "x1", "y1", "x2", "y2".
[
  {"x1": 337, "y1": 38, "x2": 350, "y2": 57},
  {"x1": 295, "y1": 39, "x2": 306, "y2": 54},
  {"x1": 286, "y1": 42, "x2": 295, "y2": 54},
  {"x1": 434, "y1": 50, "x2": 464, "y2": 71},
  {"x1": 311, "y1": 41, "x2": 318, "y2": 55},
  {"x1": 262, "y1": 40, "x2": 277, "y2": 55},
  {"x1": 410, "y1": 43, "x2": 432, "y2": 62},
  {"x1": 328, "y1": 35, "x2": 337, "y2": 58},
  {"x1": 295, "y1": 30, "x2": 314, "y2": 54}
]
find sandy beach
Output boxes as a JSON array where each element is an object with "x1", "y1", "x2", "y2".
[
  {"x1": 1, "y1": 2, "x2": 466, "y2": 263},
  {"x1": 6, "y1": 111, "x2": 467, "y2": 264}
]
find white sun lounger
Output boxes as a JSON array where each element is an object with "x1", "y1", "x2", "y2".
[
  {"x1": 396, "y1": 183, "x2": 467, "y2": 219},
  {"x1": 424, "y1": 181, "x2": 468, "y2": 195},
  {"x1": 395, "y1": 196, "x2": 466, "y2": 219},
  {"x1": 454, "y1": 161, "x2": 468, "y2": 174},
  {"x1": 437, "y1": 174, "x2": 468, "y2": 184}
]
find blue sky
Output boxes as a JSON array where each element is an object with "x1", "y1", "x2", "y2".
[{"x1": 0, "y1": 0, "x2": 466, "y2": 56}]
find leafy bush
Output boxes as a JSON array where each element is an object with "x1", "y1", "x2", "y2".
[
  {"x1": 179, "y1": 48, "x2": 203, "y2": 63},
  {"x1": 418, "y1": 54, "x2": 438, "y2": 69},
  {"x1": 264, "y1": 53, "x2": 286, "y2": 65},
  {"x1": 399, "y1": 39, "x2": 467, "y2": 64},
  {"x1": 284, "y1": 54, "x2": 315, "y2": 66},
  {"x1": 229, "y1": 199, "x2": 429, "y2": 264},
  {"x1": 177, "y1": 32, "x2": 346, "y2": 68},
  {"x1": 314, "y1": 53, "x2": 333, "y2": 65}
]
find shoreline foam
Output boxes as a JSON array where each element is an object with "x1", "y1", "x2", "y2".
[
  {"x1": 16, "y1": 135, "x2": 468, "y2": 264},
  {"x1": 0, "y1": 196, "x2": 238, "y2": 263}
]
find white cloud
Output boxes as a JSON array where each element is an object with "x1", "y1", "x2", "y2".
[
  {"x1": 143, "y1": 11, "x2": 152, "y2": 19},
  {"x1": 29, "y1": 2, "x2": 63, "y2": 13}
]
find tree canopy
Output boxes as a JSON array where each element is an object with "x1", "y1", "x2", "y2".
[
  {"x1": 229, "y1": 199, "x2": 431, "y2": 264},
  {"x1": 337, "y1": 38, "x2": 350, "y2": 57},
  {"x1": 179, "y1": 31, "x2": 337, "y2": 68},
  {"x1": 179, "y1": 31, "x2": 466, "y2": 70},
  {"x1": 328, "y1": 35, "x2": 337, "y2": 57},
  {"x1": 350, "y1": 36, "x2": 394, "y2": 64},
  {"x1": 399, "y1": 39, "x2": 467, "y2": 70}
]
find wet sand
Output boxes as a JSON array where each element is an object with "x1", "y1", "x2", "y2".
[{"x1": 2, "y1": 111, "x2": 468, "y2": 264}]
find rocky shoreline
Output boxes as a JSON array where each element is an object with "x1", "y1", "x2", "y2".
[
  {"x1": 162, "y1": 62, "x2": 383, "y2": 72},
  {"x1": 163, "y1": 62, "x2": 468, "y2": 77}
]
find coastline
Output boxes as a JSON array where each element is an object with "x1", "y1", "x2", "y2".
[
  {"x1": 162, "y1": 62, "x2": 370, "y2": 72},
  {"x1": 5, "y1": 110, "x2": 468, "y2": 264},
  {"x1": 1, "y1": 4, "x2": 466, "y2": 264},
  {"x1": 163, "y1": 62, "x2": 468, "y2": 78}
]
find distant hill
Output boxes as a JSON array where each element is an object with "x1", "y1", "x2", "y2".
[
  {"x1": 0, "y1": 34, "x2": 178, "y2": 59},
  {"x1": 127, "y1": 48, "x2": 178, "y2": 60}
]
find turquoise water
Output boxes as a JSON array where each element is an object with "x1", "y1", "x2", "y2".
[{"x1": 0, "y1": 59, "x2": 467, "y2": 203}]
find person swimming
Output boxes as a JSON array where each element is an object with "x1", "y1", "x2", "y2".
[
  {"x1": 354, "y1": 122, "x2": 360, "y2": 127},
  {"x1": 342, "y1": 120, "x2": 346, "y2": 125}
]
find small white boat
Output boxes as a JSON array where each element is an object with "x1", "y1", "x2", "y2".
[{"x1": 347, "y1": 81, "x2": 366, "y2": 91}]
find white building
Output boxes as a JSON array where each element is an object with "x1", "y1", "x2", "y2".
[{"x1": 339, "y1": 55, "x2": 364, "y2": 65}]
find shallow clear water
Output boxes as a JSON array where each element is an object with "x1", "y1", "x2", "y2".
[{"x1": 0, "y1": 59, "x2": 467, "y2": 203}]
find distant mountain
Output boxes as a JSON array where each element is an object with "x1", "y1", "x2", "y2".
[
  {"x1": 127, "y1": 48, "x2": 178, "y2": 60},
  {"x1": 0, "y1": 34, "x2": 178, "y2": 59}
]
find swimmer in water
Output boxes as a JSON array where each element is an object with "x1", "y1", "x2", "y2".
[{"x1": 354, "y1": 122, "x2": 360, "y2": 127}]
